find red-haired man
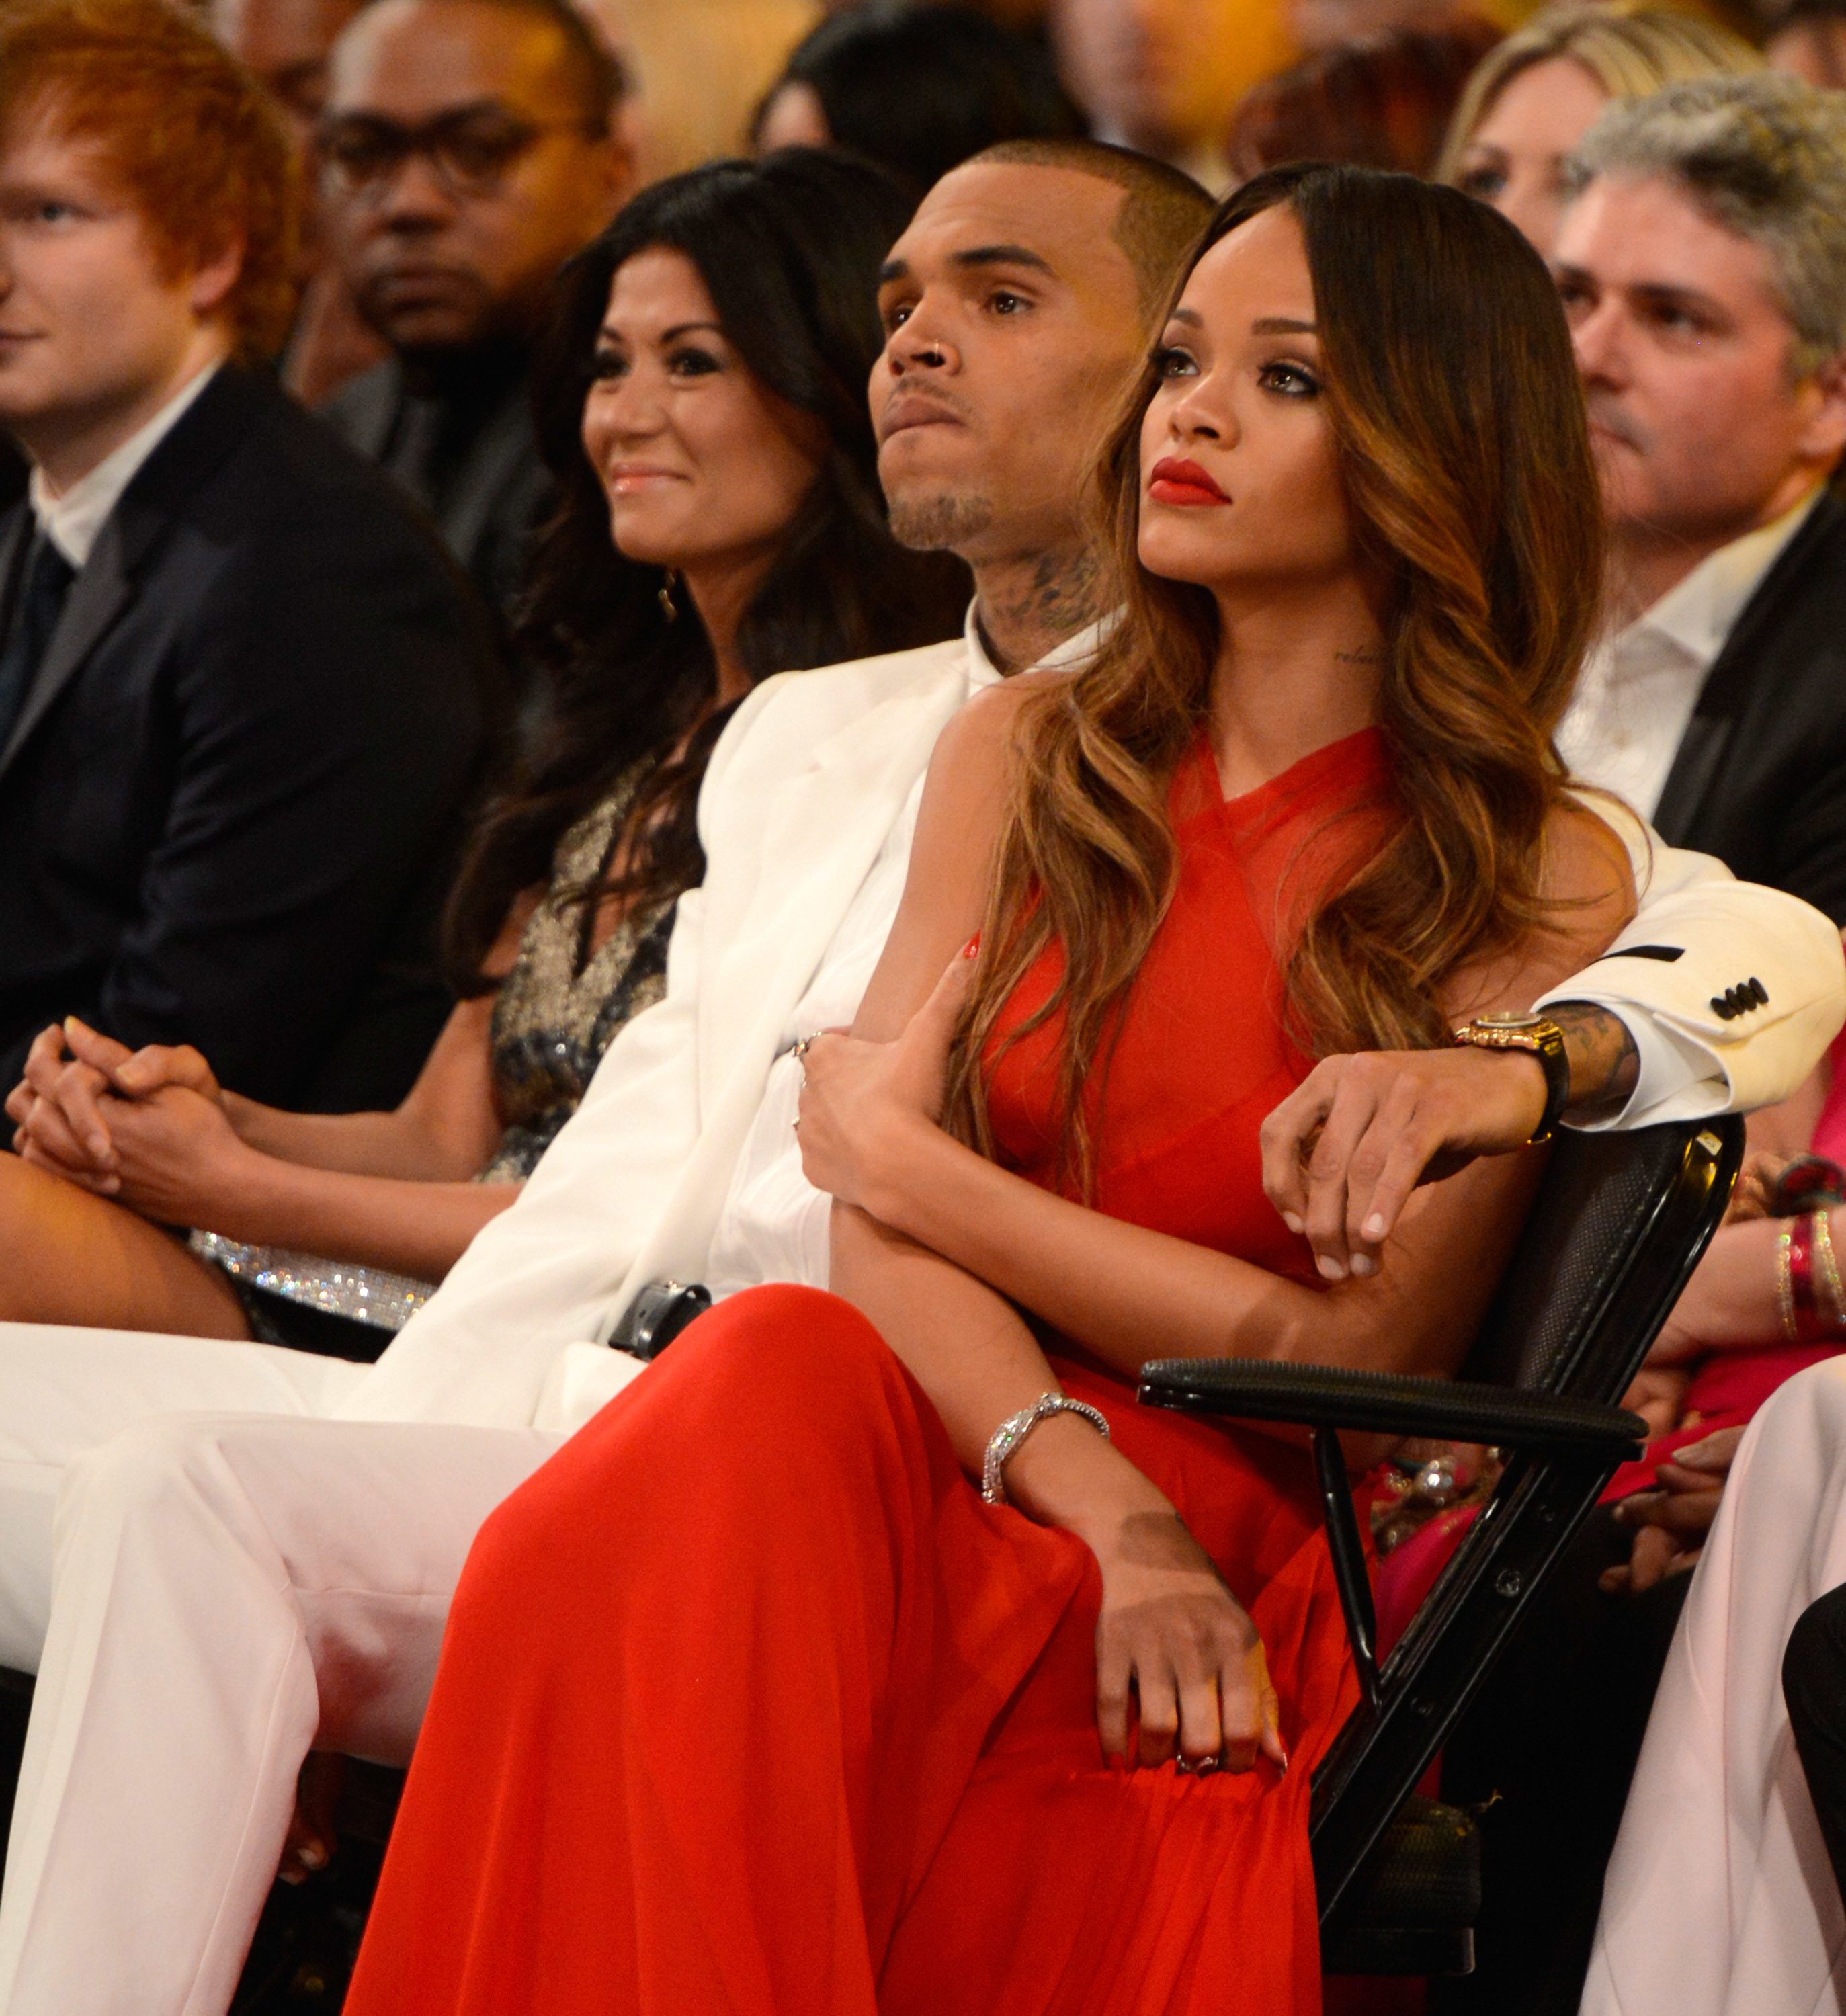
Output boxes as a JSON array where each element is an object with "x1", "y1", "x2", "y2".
[{"x1": 0, "y1": 0, "x2": 497, "y2": 1114}]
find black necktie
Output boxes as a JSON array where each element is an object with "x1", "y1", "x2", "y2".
[{"x1": 0, "y1": 529, "x2": 76, "y2": 755}]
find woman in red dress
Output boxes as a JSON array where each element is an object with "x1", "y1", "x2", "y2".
[{"x1": 343, "y1": 164, "x2": 1633, "y2": 2016}]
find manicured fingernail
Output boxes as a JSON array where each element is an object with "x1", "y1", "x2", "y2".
[
  {"x1": 962, "y1": 935, "x2": 980, "y2": 958},
  {"x1": 1316, "y1": 1255, "x2": 1347, "y2": 1281},
  {"x1": 1362, "y1": 1214, "x2": 1386, "y2": 1241},
  {"x1": 1282, "y1": 1212, "x2": 1304, "y2": 1235},
  {"x1": 1350, "y1": 1253, "x2": 1375, "y2": 1277},
  {"x1": 1277, "y1": 1738, "x2": 1290, "y2": 1774}
]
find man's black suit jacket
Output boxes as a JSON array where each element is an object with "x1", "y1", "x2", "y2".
[
  {"x1": 0, "y1": 366, "x2": 499, "y2": 1109},
  {"x1": 321, "y1": 355, "x2": 550, "y2": 636},
  {"x1": 1652, "y1": 488, "x2": 1846, "y2": 924}
]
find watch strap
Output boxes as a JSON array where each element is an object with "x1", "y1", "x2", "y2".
[{"x1": 1452, "y1": 1018, "x2": 1570, "y2": 1144}]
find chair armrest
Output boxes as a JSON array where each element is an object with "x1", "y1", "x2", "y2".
[{"x1": 1138, "y1": 1359, "x2": 1646, "y2": 1457}]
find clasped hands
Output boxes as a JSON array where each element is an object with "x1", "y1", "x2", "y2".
[{"x1": 4, "y1": 1017, "x2": 247, "y2": 1223}]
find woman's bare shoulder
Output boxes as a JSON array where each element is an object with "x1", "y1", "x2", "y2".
[
  {"x1": 932, "y1": 667, "x2": 1068, "y2": 757},
  {"x1": 1443, "y1": 799, "x2": 1638, "y2": 1022},
  {"x1": 917, "y1": 669, "x2": 1071, "y2": 825}
]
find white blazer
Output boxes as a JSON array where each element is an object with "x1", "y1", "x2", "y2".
[
  {"x1": 343, "y1": 636, "x2": 974, "y2": 1427},
  {"x1": 344, "y1": 630, "x2": 1846, "y2": 1431}
]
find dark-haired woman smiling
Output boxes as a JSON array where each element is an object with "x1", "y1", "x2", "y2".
[
  {"x1": 344, "y1": 165, "x2": 1633, "y2": 2015},
  {"x1": 1, "y1": 151, "x2": 965, "y2": 1352}
]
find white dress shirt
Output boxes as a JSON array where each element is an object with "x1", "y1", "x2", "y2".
[
  {"x1": 26, "y1": 364, "x2": 220, "y2": 569},
  {"x1": 1557, "y1": 487, "x2": 1824, "y2": 822},
  {"x1": 703, "y1": 608, "x2": 1102, "y2": 1299}
]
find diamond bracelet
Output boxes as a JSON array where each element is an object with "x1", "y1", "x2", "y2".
[{"x1": 981, "y1": 1392, "x2": 1111, "y2": 1505}]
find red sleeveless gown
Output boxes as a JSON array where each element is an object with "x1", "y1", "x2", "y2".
[{"x1": 343, "y1": 729, "x2": 1387, "y2": 2016}]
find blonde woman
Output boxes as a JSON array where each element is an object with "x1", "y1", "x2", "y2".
[{"x1": 1437, "y1": 1, "x2": 1759, "y2": 253}]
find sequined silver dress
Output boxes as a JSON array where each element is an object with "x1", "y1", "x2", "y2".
[{"x1": 194, "y1": 772, "x2": 677, "y2": 1344}]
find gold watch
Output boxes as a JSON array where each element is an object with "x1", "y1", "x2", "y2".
[{"x1": 1452, "y1": 1012, "x2": 1570, "y2": 1144}]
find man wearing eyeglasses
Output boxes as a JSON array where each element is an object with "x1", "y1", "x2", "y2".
[{"x1": 318, "y1": 0, "x2": 632, "y2": 640}]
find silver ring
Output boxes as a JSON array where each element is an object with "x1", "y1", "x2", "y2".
[{"x1": 1175, "y1": 1751, "x2": 1223, "y2": 1777}]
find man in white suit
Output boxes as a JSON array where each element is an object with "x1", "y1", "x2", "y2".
[{"x1": 0, "y1": 140, "x2": 1840, "y2": 2015}]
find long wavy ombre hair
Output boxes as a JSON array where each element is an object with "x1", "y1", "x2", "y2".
[{"x1": 946, "y1": 163, "x2": 1604, "y2": 1190}]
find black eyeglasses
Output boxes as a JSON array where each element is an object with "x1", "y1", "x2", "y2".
[{"x1": 317, "y1": 105, "x2": 602, "y2": 199}]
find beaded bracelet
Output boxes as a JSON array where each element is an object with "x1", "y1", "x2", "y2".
[
  {"x1": 1779, "y1": 1216, "x2": 1800, "y2": 1341},
  {"x1": 1777, "y1": 1210, "x2": 1846, "y2": 1343},
  {"x1": 1815, "y1": 1210, "x2": 1846, "y2": 1331}
]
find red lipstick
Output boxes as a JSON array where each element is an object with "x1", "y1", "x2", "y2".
[{"x1": 1148, "y1": 456, "x2": 1228, "y2": 507}]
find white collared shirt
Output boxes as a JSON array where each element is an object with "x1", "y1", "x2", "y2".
[
  {"x1": 1557, "y1": 487, "x2": 1824, "y2": 821},
  {"x1": 702, "y1": 604, "x2": 1104, "y2": 1298},
  {"x1": 26, "y1": 362, "x2": 221, "y2": 570}
]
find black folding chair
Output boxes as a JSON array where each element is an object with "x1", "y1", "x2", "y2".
[{"x1": 1138, "y1": 1116, "x2": 1742, "y2": 1976}]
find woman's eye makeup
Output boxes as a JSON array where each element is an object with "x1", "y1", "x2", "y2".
[
  {"x1": 588, "y1": 342, "x2": 725, "y2": 382},
  {"x1": 1258, "y1": 359, "x2": 1320, "y2": 398},
  {"x1": 1155, "y1": 343, "x2": 1198, "y2": 378},
  {"x1": 1456, "y1": 163, "x2": 1508, "y2": 200}
]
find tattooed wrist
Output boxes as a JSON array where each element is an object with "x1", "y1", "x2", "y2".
[{"x1": 1548, "y1": 1001, "x2": 1640, "y2": 1115}]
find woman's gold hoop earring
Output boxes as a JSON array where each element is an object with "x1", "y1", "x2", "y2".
[{"x1": 658, "y1": 568, "x2": 679, "y2": 622}]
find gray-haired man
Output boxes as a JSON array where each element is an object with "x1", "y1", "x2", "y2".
[
  {"x1": 1554, "y1": 73, "x2": 1846, "y2": 911},
  {"x1": 1432, "y1": 73, "x2": 1846, "y2": 2016}
]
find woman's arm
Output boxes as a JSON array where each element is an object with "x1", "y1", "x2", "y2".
[
  {"x1": 220, "y1": 995, "x2": 505, "y2": 1179},
  {"x1": 196, "y1": 1158, "x2": 520, "y2": 1282},
  {"x1": 816, "y1": 681, "x2": 1284, "y2": 1772},
  {"x1": 40, "y1": 1076, "x2": 519, "y2": 1279},
  {"x1": 817, "y1": 1104, "x2": 1541, "y2": 1385},
  {"x1": 831, "y1": 1193, "x2": 1284, "y2": 1774},
  {"x1": 1648, "y1": 1214, "x2": 1793, "y2": 1363},
  {"x1": 806, "y1": 798, "x2": 1636, "y2": 1390}
]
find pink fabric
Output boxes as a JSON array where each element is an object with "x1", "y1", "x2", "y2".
[{"x1": 1809, "y1": 1024, "x2": 1846, "y2": 1166}]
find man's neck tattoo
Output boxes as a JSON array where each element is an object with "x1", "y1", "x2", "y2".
[{"x1": 980, "y1": 545, "x2": 1101, "y2": 674}]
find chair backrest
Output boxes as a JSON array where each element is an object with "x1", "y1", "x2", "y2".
[
  {"x1": 1309, "y1": 1115, "x2": 1742, "y2": 1925},
  {"x1": 1460, "y1": 1118, "x2": 1743, "y2": 1403}
]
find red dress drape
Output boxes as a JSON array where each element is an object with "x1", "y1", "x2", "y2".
[{"x1": 343, "y1": 731, "x2": 1388, "y2": 2016}]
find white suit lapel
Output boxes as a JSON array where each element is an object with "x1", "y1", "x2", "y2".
[
  {"x1": 694, "y1": 661, "x2": 972, "y2": 1110},
  {"x1": 610, "y1": 659, "x2": 972, "y2": 1324}
]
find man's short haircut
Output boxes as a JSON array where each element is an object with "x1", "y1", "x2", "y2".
[
  {"x1": 0, "y1": 0, "x2": 298, "y2": 361},
  {"x1": 968, "y1": 138, "x2": 1214, "y2": 322},
  {"x1": 355, "y1": 0, "x2": 628, "y2": 131},
  {"x1": 1566, "y1": 73, "x2": 1846, "y2": 378}
]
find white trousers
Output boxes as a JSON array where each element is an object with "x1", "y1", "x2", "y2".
[
  {"x1": 0, "y1": 1322, "x2": 362, "y2": 1673},
  {"x1": 0, "y1": 1322, "x2": 569, "y2": 2016},
  {"x1": 1583, "y1": 1355, "x2": 1846, "y2": 2016}
]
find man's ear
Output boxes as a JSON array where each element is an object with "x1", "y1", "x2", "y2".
[
  {"x1": 587, "y1": 125, "x2": 637, "y2": 233},
  {"x1": 1796, "y1": 346, "x2": 1846, "y2": 468},
  {"x1": 187, "y1": 235, "x2": 246, "y2": 323}
]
